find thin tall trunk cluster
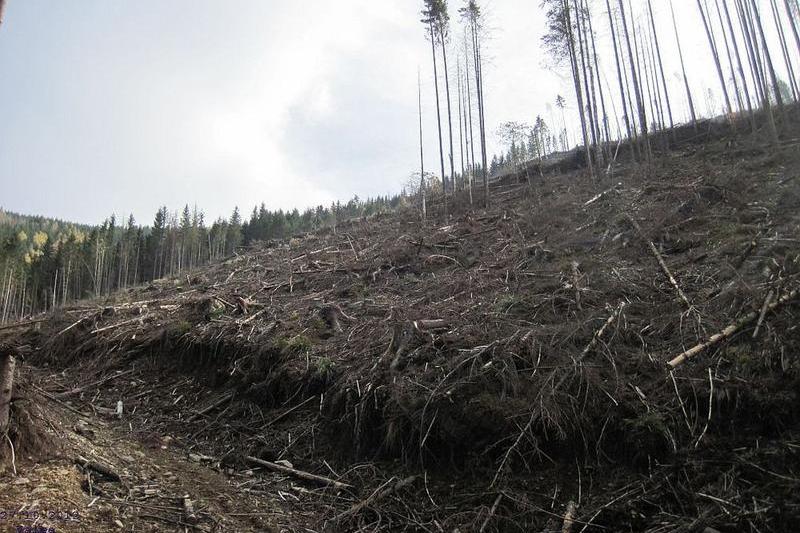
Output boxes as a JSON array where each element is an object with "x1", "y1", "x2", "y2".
[
  {"x1": 419, "y1": 0, "x2": 489, "y2": 214},
  {"x1": 540, "y1": 0, "x2": 796, "y2": 171}
]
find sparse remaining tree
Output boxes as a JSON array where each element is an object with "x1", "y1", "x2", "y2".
[
  {"x1": 0, "y1": 0, "x2": 13, "y2": 443},
  {"x1": 418, "y1": 69, "x2": 427, "y2": 220},
  {"x1": 618, "y1": 0, "x2": 650, "y2": 159},
  {"x1": 436, "y1": 1, "x2": 457, "y2": 198},
  {"x1": 460, "y1": 0, "x2": 489, "y2": 206},
  {"x1": 542, "y1": 0, "x2": 594, "y2": 177},
  {"x1": 422, "y1": 0, "x2": 449, "y2": 214}
]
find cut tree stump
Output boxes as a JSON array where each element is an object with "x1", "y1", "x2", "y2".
[{"x1": 0, "y1": 344, "x2": 17, "y2": 435}]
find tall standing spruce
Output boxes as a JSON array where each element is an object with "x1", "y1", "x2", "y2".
[
  {"x1": 618, "y1": 0, "x2": 651, "y2": 158},
  {"x1": 543, "y1": 0, "x2": 594, "y2": 177},
  {"x1": 422, "y1": 1, "x2": 448, "y2": 214},
  {"x1": 0, "y1": 0, "x2": 14, "y2": 442},
  {"x1": 460, "y1": 1, "x2": 489, "y2": 206}
]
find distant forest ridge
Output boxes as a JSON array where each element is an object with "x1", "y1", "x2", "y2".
[{"x1": 0, "y1": 193, "x2": 404, "y2": 323}]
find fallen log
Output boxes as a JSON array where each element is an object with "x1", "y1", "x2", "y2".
[
  {"x1": 76, "y1": 455, "x2": 121, "y2": 482},
  {"x1": 0, "y1": 318, "x2": 48, "y2": 332},
  {"x1": 58, "y1": 369, "x2": 136, "y2": 397},
  {"x1": 244, "y1": 456, "x2": 353, "y2": 491},
  {"x1": 625, "y1": 214, "x2": 693, "y2": 310},
  {"x1": 579, "y1": 302, "x2": 626, "y2": 360},
  {"x1": 334, "y1": 475, "x2": 416, "y2": 522},
  {"x1": 187, "y1": 392, "x2": 234, "y2": 422},
  {"x1": 668, "y1": 288, "x2": 798, "y2": 368}
]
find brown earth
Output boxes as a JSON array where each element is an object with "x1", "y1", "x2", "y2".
[{"x1": 1, "y1": 125, "x2": 800, "y2": 532}]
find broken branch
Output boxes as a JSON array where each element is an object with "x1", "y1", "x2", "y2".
[
  {"x1": 668, "y1": 288, "x2": 798, "y2": 368},
  {"x1": 245, "y1": 456, "x2": 353, "y2": 491}
]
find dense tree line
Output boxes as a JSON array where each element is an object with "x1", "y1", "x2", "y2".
[{"x1": 0, "y1": 195, "x2": 400, "y2": 323}]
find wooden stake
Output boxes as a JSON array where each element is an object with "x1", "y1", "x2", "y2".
[{"x1": 668, "y1": 288, "x2": 798, "y2": 368}]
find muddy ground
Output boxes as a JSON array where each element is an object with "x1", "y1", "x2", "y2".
[{"x1": 1, "y1": 123, "x2": 800, "y2": 532}]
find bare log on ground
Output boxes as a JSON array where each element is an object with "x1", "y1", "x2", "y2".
[
  {"x1": 752, "y1": 289, "x2": 775, "y2": 339},
  {"x1": 479, "y1": 493, "x2": 503, "y2": 532},
  {"x1": 186, "y1": 392, "x2": 234, "y2": 422},
  {"x1": 334, "y1": 475, "x2": 417, "y2": 522},
  {"x1": 579, "y1": 302, "x2": 626, "y2": 360},
  {"x1": 245, "y1": 456, "x2": 353, "y2": 491},
  {"x1": 76, "y1": 455, "x2": 121, "y2": 481},
  {"x1": 625, "y1": 214, "x2": 693, "y2": 309},
  {"x1": 668, "y1": 288, "x2": 798, "y2": 368}
]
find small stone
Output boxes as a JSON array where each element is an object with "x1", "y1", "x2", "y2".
[{"x1": 12, "y1": 477, "x2": 30, "y2": 485}]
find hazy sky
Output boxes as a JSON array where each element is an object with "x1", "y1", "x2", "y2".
[{"x1": 0, "y1": 1, "x2": 793, "y2": 225}]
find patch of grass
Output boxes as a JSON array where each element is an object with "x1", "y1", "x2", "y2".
[
  {"x1": 314, "y1": 356, "x2": 335, "y2": 379},
  {"x1": 277, "y1": 334, "x2": 313, "y2": 355}
]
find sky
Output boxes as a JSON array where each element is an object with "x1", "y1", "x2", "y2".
[{"x1": 0, "y1": 1, "x2": 795, "y2": 225}]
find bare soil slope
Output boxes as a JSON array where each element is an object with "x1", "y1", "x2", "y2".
[{"x1": 2, "y1": 133, "x2": 800, "y2": 532}]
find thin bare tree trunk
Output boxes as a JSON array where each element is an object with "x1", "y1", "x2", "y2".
[
  {"x1": 647, "y1": 0, "x2": 674, "y2": 130},
  {"x1": 575, "y1": 0, "x2": 600, "y2": 167},
  {"x1": 418, "y1": 70, "x2": 427, "y2": 220},
  {"x1": 464, "y1": 29, "x2": 476, "y2": 201},
  {"x1": 785, "y1": 0, "x2": 800, "y2": 58},
  {"x1": 721, "y1": 0, "x2": 756, "y2": 126},
  {"x1": 670, "y1": 0, "x2": 698, "y2": 127},
  {"x1": 472, "y1": 24, "x2": 489, "y2": 207},
  {"x1": 460, "y1": 58, "x2": 473, "y2": 205},
  {"x1": 750, "y1": 0, "x2": 785, "y2": 114},
  {"x1": 440, "y1": 34, "x2": 456, "y2": 197},
  {"x1": 714, "y1": 0, "x2": 746, "y2": 114},
  {"x1": 428, "y1": 22, "x2": 448, "y2": 215},
  {"x1": 771, "y1": 0, "x2": 799, "y2": 100},
  {"x1": 457, "y1": 60, "x2": 466, "y2": 191},
  {"x1": 618, "y1": 0, "x2": 651, "y2": 158},
  {"x1": 565, "y1": 0, "x2": 595, "y2": 176},
  {"x1": 585, "y1": 0, "x2": 611, "y2": 161},
  {"x1": 736, "y1": 0, "x2": 766, "y2": 105},
  {"x1": 740, "y1": 0, "x2": 779, "y2": 141},
  {"x1": 606, "y1": 0, "x2": 636, "y2": 158},
  {"x1": 698, "y1": 0, "x2": 735, "y2": 116}
]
